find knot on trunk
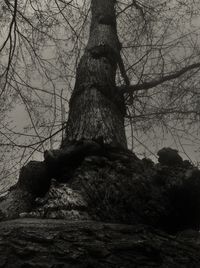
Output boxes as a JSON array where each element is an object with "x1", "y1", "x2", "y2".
[{"x1": 98, "y1": 14, "x2": 116, "y2": 26}]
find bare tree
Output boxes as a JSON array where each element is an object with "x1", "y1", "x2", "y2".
[
  {"x1": 0, "y1": 0, "x2": 200, "y2": 177},
  {"x1": 0, "y1": 0, "x2": 200, "y2": 267}
]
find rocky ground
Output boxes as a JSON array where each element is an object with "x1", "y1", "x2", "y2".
[
  {"x1": 19, "y1": 144, "x2": 200, "y2": 234},
  {"x1": 0, "y1": 140, "x2": 200, "y2": 267},
  {"x1": 0, "y1": 219, "x2": 200, "y2": 268}
]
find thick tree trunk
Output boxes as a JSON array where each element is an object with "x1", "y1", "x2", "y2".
[{"x1": 63, "y1": 0, "x2": 127, "y2": 148}]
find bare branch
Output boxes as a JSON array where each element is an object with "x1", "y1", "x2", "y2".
[{"x1": 120, "y1": 62, "x2": 200, "y2": 93}]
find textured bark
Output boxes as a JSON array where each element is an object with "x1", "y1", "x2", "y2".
[
  {"x1": 64, "y1": 0, "x2": 127, "y2": 148},
  {"x1": 0, "y1": 219, "x2": 200, "y2": 268}
]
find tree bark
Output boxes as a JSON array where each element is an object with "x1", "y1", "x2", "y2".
[{"x1": 63, "y1": 0, "x2": 127, "y2": 148}]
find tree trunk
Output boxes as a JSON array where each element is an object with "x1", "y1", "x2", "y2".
[{"x1": 63, "y1": 0, "x2": 127, "y2": 148}]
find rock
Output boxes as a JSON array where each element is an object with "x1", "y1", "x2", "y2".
[
  {"x1": 1, "y1": 141, "x2": 200, "y2": 234},
  {"x1": 157, "y1": 147, "x2": 183, "y2": 166},
  {"x1": 0, "y1": 219, "x2": 199, "y2": 267},
  {"x1": 20, "y1": 181, "x2": 90, "y2": 220},
  {"x1": 18, "y1": 161, "x2": 51, "y2": 197},
  {"x1": 44, "y1": 139, "x2": 103, "y2": 181}
]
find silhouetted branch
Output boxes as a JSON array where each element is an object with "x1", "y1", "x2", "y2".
[{"x1": 120, "y1": 62, "x2": 200, "y2": 93}]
